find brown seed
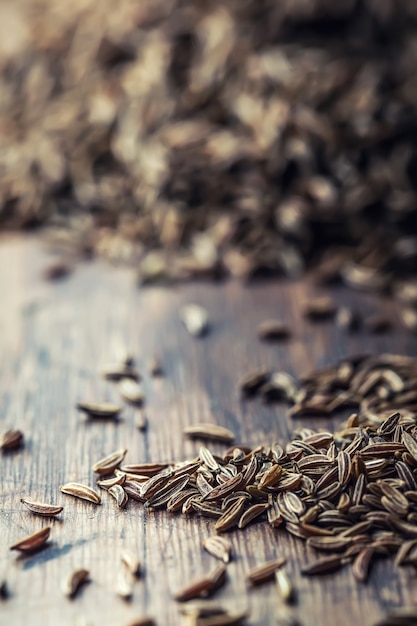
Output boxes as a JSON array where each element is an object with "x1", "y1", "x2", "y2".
[
  {"x1": 257, "y1": 320, "x2": 291, "y2": 340},
  {"x1": 76, "y1": 402, "x2": 121, "y2": 419},
  {"x1": 43, "y1": 260, "x2": 72, "y2": 281},
  {"x1": 174, "y1": 565, "x2": 226, "y2": 602},
  {"x1": 118, "y1": 379, "x2": 144, "y2": 405},
  {"x1": 0, "y1": 429, "x2": 24, "y2": 450},
  {"x1": 184, "y1": 423, "x2": 235, "y2": 444},
  {"x1": 301, "y1": 556, "x2": 345, "y2": 576},
  {"x1": 93, "y1": 448, "x2": 127, "y2": 475},
  {"x1": 307, "y1": 537, "x2": 351, "y2": 552},
  {"x1": 336, "y1": 307, "x2": 360, "y2": 332},
  {"x1": 197, "y1": 611, "x2": 248, "y2": 626},
  {"x1": 373, "y1": 607, "x2": 417, "y2": 626},
  {"x1": 10, "y1": 527, "x2": 51, "y2": 553},
  {"x1": 215, "y1": 496, "x2": 247, "y2": 532},
  {"x1": 0, "y1": 579, "x2": 9, "y2": 600},
  {"x1": 180, "y1": 304, "x2": 209, "y2": 337},
  {"x1": 60, "y1": 483, "x2": 101, "y2": 504},
  {"x1": 246, "y1": 558, "x2": 286, "y2": 585},
  {"x1": 337, "y1": 450, "x2": 352, "y2": 487},
  {"x1": 97, "y1": 474, "x2": 126, "y2": 489},
  {"x1": 206, "y1": 473, "x2": 244, "y2": 502},
  {"x1": 238, "y1": 503, "x2": 270, "y2": 529},
  {"x1": 62, "y1": 568, "x2": 89, "y2": 598},
  {"x1": 364, "y1": 315, "x2": 391, "y2": 334},
  {"x1": 352, "y1": 547, "x2": 375, "y2": 583},
  {"x1": 239, "y1": 370, "x2": 270, "y2": 395},
  {"x1": 121, "y1": 463, "x2": 170, "y2": 476},
  {"x1": 179, "y1": 601, "x2": 228, "y2": 617},
  {"x1": 109, "y1": 484, "x2": 128, "y2": 508},
  {"x1": 402, "y1": 431, "x2": 417, "y2": 462},
  {"x1": 20, "y1": 499, "x2": 63, "y2": 517},
  {"x1": 101, "y1": 364, "x2": 140, "y2": 382},
  {"x1": 203, "y1": 536, "x2": 232, "y2": 563},
  {"x1": 258, "y1": 464, "x2": 283, "y2": 488},
  {"x1": 303, "y1": 297, "x2": 336, "y2": 320},
  {"x1": 147, "y1": 475, "x2": 190, "y2": 509}
]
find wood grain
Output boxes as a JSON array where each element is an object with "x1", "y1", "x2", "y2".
[{"x1": 1, "y1": 235, "x2": 417, "y2": 626}]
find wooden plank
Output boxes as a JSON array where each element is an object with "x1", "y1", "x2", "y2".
[{"x1": 1, "y1": 235, "x2": 417, "y2": 626}]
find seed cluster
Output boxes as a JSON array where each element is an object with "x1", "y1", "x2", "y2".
[{"x1": 7, "y1": 353, "x2": 417, "y2": 625}]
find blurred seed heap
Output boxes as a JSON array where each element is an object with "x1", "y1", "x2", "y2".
[{"x1": 1, "y1": 1, "x2": 417, "y2": 291}]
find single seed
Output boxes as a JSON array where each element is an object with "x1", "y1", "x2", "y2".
[
  {"x1": 109, "y1": 484, "x2": 128, "y2": 508},
  {"x1": 76, "y1": 402, "x2": 121, "y2": 419},
  {"x1": 303, "y1": 297, "x2": 336, "y2": 320},
  {"x1": 20, "y1": 499, "x2": 63, "y2": 517},
  {"x1": 118, "y1": 379, "x2": 144, "y2": 405},
  {"x1": 275, "y1": 568, "x2": 295, "y2": 604},
  {"x1": 121, "y1": 551, "x2": 141, "y2": 577},
  {"x1": 180, "y1": 304, "x2": 209, "y2": 337},
  {"x1": 0, "y1": 579, "x2": 9, "y2": 600},
  {"x1": 62, "y1": 568, "x2": 89, "y2": 598},
  {"x1": 10, "y1": 527, "x2": 51, "y2": 553},
  {"x1": 60, "y1": 483, "x2": 101, "y2": 504},
  {"x1": 184, "y1": 423, "x2": 235, "y2": 444},
  {"x1": 0, "y1": 429, "x2": 24, "y2": 450},
  {"x1": 116, "y1": 566, "x2": 135, "y2": 599},
  {"x1": 174, "y1": 565, "x2": 226, "y2": 602},
  {"x1": 135, "y1": 409, "x2": 148, "y2": 431},
  {"x1": 246, "y1": 558, "x2": 286, "y2": 585},
  {"x1": 203, "y1": 536, "x2": 232, "y2": 563},
  {"x1": 148, "y1": 356, "x2": 163, "y2": 377},
  {"x1": 92, "y1": 448, "x2": 127, "y2": 475},
  {"x1": 258, "y1": 320, "x2": 291, "y2": 341}
]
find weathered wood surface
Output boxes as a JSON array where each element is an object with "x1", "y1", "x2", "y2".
[{"x1": 1, "y1": 235, "x2": 417, "y2": 626}]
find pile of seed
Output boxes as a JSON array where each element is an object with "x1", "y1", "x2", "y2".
[
  {"x1": 240, "y1": 354, "x2": 417, "y2": 424},
  {"x1": 87, "y1": 409, "x2": 417, "y2": 587},
  {"x1": 2, "y1": 1, "x2": 417, "y2": 295},
  {"x1": 7, "y1": 353, "x2": 417, "y2": 625}
]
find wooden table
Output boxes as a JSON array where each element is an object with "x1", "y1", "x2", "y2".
[{"x1": 2, "y1": 235, "x2": 417, "y2": 626}]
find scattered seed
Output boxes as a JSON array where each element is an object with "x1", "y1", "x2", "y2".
[
  {"x1": 62, "y1": 568, "x2": 89, "y2": 598},
  {"x1": 20, "y1": 499, "x2": 63, "y2": 517},
  {"x1": 118, "y1": 379, "x2": 144, "y2": 405},
  {"x1": 184, "y1": 423, "x2": 235, "y2": 444},
  {"x1": 148, "y1": 357, "x2": 163, "y2": 377},
  {"x1": 76, "y1": 402, "x2": 121, "y2": 419},
  {"x1": 0, "y1": 429, "x2": 24, "y2": 450},
  {"x1": 246, "y1": 558, "x2": 286, "y2": 585},
  {"x1": 203, "y1": 536, "x2": 232, "y2": 563},
  {"x1": 43, "y1": 260, "x2": 72, "y2": 281},
  {"x1": 180, "y1": 304, "x2": 209, "y2": 337},
  {"x1": 174, "y1": 565, "x2": 226, "y2": 602},
  {"x1": 258, "y1": 320, "x2": 291, "y2": 341},
  {"x1": 303, "y1": 297, "x2": 336, "y2": 320},
  {"x1": 275, "y1": 568, "x2": 295, "y2": 604},
  {"x1": 336, "y1": 307, "x2": 360, "y2": 332},
  {"x1": 121, "y1": 552, "x2": 141, "y2": 577},
  {"x1": 301, "y1": 556, "x2": 345, "y2": 576},
  {"x1": 116, "y1": 566, "x2": 135, "y2": 599},
  {"x1": 10, "y1": 527, "x2": 51, "y2": 553}
]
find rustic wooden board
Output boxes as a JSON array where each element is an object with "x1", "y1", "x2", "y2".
[{"x1": 1, "y1": 235, "x2": 417, "y2": 626}]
